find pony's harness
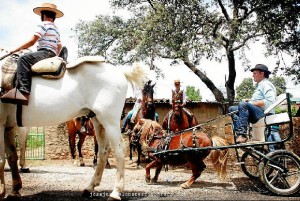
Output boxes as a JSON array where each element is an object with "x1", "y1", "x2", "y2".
[{"x1": 147, "y1": 127, "x2": 203, "y2": 171}]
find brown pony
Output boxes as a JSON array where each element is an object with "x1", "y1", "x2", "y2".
[
  {"x1": 162, "y1": 102, "x2": 198, "y2": 133},
  {"x1": 132, "y1": 119, "x2": 229, "y2": 188},
  {"x1": 67, "y1": 115, "x2": 109, "y2": 167}
]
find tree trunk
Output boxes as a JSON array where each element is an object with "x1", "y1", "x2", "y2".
[
  {"x1": 225, "y1": 50, "x2": 236, "y2": 106},
  {"x1": 182, "y1": 57, "x2": 225, "y2": 103}
]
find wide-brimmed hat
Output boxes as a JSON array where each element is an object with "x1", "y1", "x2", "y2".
[
  {"x1": 250, "y1": 64, "x2": 271, "y2": 75},
  {"x1": 33, "y1": 3, "x2": 64, "y2": 18},
  {"x1": 174, "y1": 79, "x2": 180, "y2": 84}
]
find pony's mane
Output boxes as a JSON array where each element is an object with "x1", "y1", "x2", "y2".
[{"x1": 137, "y1": 119, "x2": 162, "y2": 148}]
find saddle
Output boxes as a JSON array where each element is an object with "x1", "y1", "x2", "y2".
[{"x1": 0, "y1": 47, "x2": 68, "y2": 95}]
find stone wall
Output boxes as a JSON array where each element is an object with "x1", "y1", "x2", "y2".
[{"x1": 44, "y1": 123, "x2": 96, "y2": 160}]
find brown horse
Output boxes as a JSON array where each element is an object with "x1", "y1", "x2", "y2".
[
  {"x1": 162, "y1": 102, "x2": 198, "y2": 133},
  {"x1": 67, "y1": 115, "x2": 109, "y2": 167},
  {"x1": 127, "y1": 80, "x2": 157, "y2": 165},
  {"x1": 132, "y1": 119, "x2": 229, "y2": 188}
]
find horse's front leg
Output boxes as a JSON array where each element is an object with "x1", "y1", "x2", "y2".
[
  {"x1": 129, "y1": 135, "x2": 133, "y2": 163},
  {"x1": 68, "y1": 134, "x2": 77, "y2": 165},
  {"x1": 77, "y1": 134, "x2": 86, "y2": 166},
  {"x1": 136, "y1": 143, "x2": 142, "y2": 169},
  {"x1": 0, "y1": 126, "x2": 6, "y2": 199},
  {"x1": 145, "y1": 157, "x2": 159, "y2": 183},
  {"x1": 5, "y1": 127, "x2": 22, "y2": 198},
  {"x1": 180, "y1": 160, "x2": 206, "y2": 189},
  {"x1": 151, "y1": 160, "x2": 163, "y2": 183}
]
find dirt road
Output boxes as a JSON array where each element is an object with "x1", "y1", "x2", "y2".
[{"x1": 3, "y1": 158, "x2": 300, "y2": 201}]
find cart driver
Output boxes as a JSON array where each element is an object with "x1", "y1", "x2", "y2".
[{"x1": 228, "y1": 64, "x2": 276, "y2": 143}]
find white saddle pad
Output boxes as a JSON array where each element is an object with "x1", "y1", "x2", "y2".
[{"x1": 66, "y1": 56, "x2": 106, "y2": 69}]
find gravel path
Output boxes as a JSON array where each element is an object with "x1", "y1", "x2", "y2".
[{"x1": 3, "y1": 157, "x2": 300, "y2": 201}]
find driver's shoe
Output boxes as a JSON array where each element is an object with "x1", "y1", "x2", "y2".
[{"x1": 236, "y1": 135, "x2": 248, "y2": 144}]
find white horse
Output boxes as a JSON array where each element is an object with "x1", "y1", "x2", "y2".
[{"x1": 0, "y1": 57, "x2": 148, "y2": 200}]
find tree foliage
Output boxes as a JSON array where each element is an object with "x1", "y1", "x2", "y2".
[
  {"x1": 186, "y1": 86, "x2": 202, "y2": 101},
  {"x1": 236, "y1": 76, "x2": 286, "y2": 101},
  {"x1": 235, "y1": 78, "x2": 255, "y2": 101},
  {"x1": 269, "y1": 76, "x2": 287, "y2": 95},
  {"x1": 73, "y1": 0, "x2": 299, "y2": 104},
  {"x1": 254, "y1": 0, "x2": 300, "y2": 84}
]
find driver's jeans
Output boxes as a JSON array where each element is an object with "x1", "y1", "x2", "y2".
[
  {"x1": 17, "y1": 49, "x2": 55, "y2": 94},
  {"x1": 228, "y1": 102, "x2": 265, "y2": 136}
]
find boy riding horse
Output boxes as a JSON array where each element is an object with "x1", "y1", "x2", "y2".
[
  {"x1": 1, "y1": 3, "x2": 63, "y2": 106},
  {"x1": 171, "y1": 79, "x2": 186, "y2": 108}
]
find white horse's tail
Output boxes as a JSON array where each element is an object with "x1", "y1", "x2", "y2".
[
  {"x1": 123, "y1": 63, "x2": 148, "y2": 89},
  {"x1": 210, "y1": 136, "x2": 230, "y2": 181}
]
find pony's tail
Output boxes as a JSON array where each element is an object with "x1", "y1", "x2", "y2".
[
  {"x1": 123, "y1": 63, "x2": 148, "y2": 89},
  {"x1": 210, "y1": 136, "x2": 230, "y2": 181}
]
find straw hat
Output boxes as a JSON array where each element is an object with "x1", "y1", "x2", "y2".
[
  {"x1": 174, "y1": 79, "x2": 180, "y2": 84},
  {"x1": 33, "y1": 3, "x2": 64, "y2": 18}
]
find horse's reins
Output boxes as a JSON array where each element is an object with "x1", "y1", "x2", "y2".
[
  {"x1": 171, "y1": 110, "x2": 239, "y2": 135},
  {"x1": 0, "y1": 53, "x2": 12, "y2": 61}
]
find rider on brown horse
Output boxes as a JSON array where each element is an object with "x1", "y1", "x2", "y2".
[
  {"x1": 162, "y1": 79, "x2": 198, "y2": 132},
  {"x1": 170, "y1": 79, "x2": 186, "y2": 108}
]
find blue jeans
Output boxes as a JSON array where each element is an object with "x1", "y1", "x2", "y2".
[
  {"x1": 17, "y1": 49, "x2": 55, "y2": 93},
  {"x1": 268, "y1": 126, "x2": 281, "y2": 152},
  {"x1": 229, "y1": 102, "x2": 265, "y2": 136},
  {"x1": 121, "y1": 110, "x2": 159, "y2": 131},
  {"x1": 122, "y1": 110, "x2": 133, "y2": 129}
]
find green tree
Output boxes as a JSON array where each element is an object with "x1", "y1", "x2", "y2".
[
  {"x1": 236, "y1": 76, "x2": 287, "y2": 101},
  {"x1": 235, "y1": 78, "x2": 255, "y2": 101},
  {"x1": 269, "y1": 76, "x2": 286, "y2": 95},
  {"x1": 186, "y1": 86, "x2": 202, "y2": 101},
  {"x1": 74, "y1": 0, "x2": 299, "y2": 105},
  {"x1": 254, "y1": 0, "x2": 300, "y2": 84}
]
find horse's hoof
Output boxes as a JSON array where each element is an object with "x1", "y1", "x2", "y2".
[
  {"x1": 81, "y1": 189, "x2": 92, "y2": 198},
  {"x1": 150, "y1": 178, "x2": 158, "y2": 184},
  {"x1": 80, "y1": 163, "x2": 85, "y2": 167},
  {"x1": 180, "y1": 183, "x2": 191, "y2": 189},
  {"x1": 20, "y1": 167, "x2": 30, "y2": 173},
  {"x1": 145, "y1": 176, "x2": 151, "y2": 183},
  {"x1": 6, "y1": 192, "x2": 21, "y2": 201},
  {"x1": 108, "y1": 191, "x2": 121, "y2": 200},
  {"x1": 73, "y1": 160, "x2": 78, "y2": 166}
]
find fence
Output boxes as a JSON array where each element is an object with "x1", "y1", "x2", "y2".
[{"x1": 16, "y1": 127, "x2": 45, "y2": 160}]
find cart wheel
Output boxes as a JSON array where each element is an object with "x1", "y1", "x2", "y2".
[
  {"x1": 241, "y1": 148, "x2": 268, "y2": 179},
  {"x1": 259, "y1": 150, "x2": 300, "y2": 196}
]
